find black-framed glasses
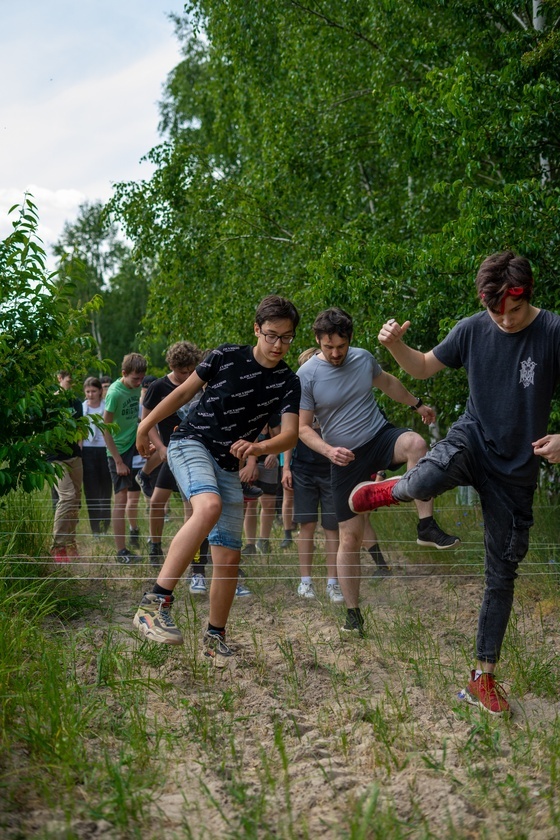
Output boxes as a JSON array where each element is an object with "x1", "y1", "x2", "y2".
[{"x1": 260, "y1": 331, "x2": 295, "y2": 346}]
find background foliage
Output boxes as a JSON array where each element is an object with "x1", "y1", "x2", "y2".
[
  {"x1": 107, "y1": 0, "x2": 560, "y2": 431},
  {"x1": 0, "y1": 199, "x2": 103, "y2": 496}
]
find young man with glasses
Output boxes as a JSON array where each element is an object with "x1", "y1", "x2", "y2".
[
  {"x1": 298, "y1": 307, "x2": 458, "y2": 637},
  {"x1": 349, "y1": 251, "x2": 560, "y2": 715},
  {"x1": 133, "y1": 295, "x2": 301, "y2": 666}
]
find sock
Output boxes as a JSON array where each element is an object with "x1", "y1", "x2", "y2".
[
  {"x1": 301, "y1": 576, "x2": 312, "y2": 584},
  {"x1": 153, "y1": 582, "x2": 173, "y2": 597},
  {"x1": 283, "y1": 529, "x2": 292, "y2": 539},
  {"x1": 418, "y1": 516, "x2": 434, "y2": 529},
  {"x1": 208, "y1": 623, "x2": 225, "y2": 636},
  {"x1": 347, "y1": 607, "x2": 363, "y2": 622},
  {"x1": 367, "y1": 543, "x2": 387, "y2": 567},
  {"x1": 327, "y1": 578, "x2": 338, "y2": 586},
  {"x1": 474, "y1": 669, "x2": 483, "y2": 680}
]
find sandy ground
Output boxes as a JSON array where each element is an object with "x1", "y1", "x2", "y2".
[{"x1": 4, "y1": 537, "x2": 560, "y2": 839}]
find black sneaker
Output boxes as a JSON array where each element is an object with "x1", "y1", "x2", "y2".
[
  {"x1": 372, "y1": 563, "x2": 392, "y2": 578},
  {"x1": 242, "y1": 483, "x2": 263, "y2": 500},
  {"x1": 341, "y1": 610, "x2": 365, "y2": 637},
  {"x1": 116, "y1": 547, "x2": 142, "y2": 565},
  {"x1": 416, "y1": 519, "x2": 460, "y2": 550},
  {"x1": 148, "y1": 541, "x2": 164, "y2": 567},
  {"x1": 135, "y1": 470, "x2": 153, "y2": 498},
  {"x1": 241, "y1": 544, "x2": 257, "y2": 557},
  {"x1": 129, "y1": 527, "x2": 141, "y2": 549}
]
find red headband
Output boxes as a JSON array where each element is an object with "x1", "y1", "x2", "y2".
[{"x1": 480, "y1": 287, "x2": 526, "y2": 314}]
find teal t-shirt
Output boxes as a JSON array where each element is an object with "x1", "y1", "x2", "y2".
[{"x1": 104, "y1": 379, "x2": 141, "y2": 454}]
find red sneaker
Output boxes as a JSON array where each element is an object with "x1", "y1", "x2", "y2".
[
  {"x1": 465, "y1": 670, "x2": 511, "y2": 716},
  {"x1": 349, "y1": 478, "x2": 400, "y2": 514},
  {"x1": 52, "y1": 546, "x2": 70, "y2": 564}
]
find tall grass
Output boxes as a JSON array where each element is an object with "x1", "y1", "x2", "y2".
[{"x1": 0, "y1": 487, "x2": 559, "y2": 838}]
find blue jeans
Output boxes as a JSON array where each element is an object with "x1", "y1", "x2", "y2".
[
  {"x1": 394, "y1": 424, "x2": 535, "y2": 664},
  {"x1": 167, "y1": 439, "x2": 244, "y2": 550}
]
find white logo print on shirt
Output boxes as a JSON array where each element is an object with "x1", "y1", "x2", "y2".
[{"x1": 519, "y1": 357, "x2": 537, "y2": 388}]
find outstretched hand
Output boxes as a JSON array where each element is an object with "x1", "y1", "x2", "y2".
[
  {"x1": 378, "y1": 318, "x2": 412, "y2": 347},
  {"x1": 417, "y1": 404, "x2": 436, "y2": 425}
]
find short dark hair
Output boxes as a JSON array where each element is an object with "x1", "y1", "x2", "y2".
[
  {"x1": 122, "y1": 353, "x2": 147, "y2": 375},
  {"x1": 255, "y1": 295, "x2": 300, "y2": 329},
  {"x1": 476, "y1": 251, "x2": 534, "y2": 310},
  {"x1": 313, "y1": 307, "x2": 353, "y2": 341},
  {"x1": 165, "y1": 341, "x2": 201, "y2": 370}
]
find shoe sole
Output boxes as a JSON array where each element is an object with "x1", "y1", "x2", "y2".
[
  {"x1": 416, "y1": 537, "x2": 460, "y2": 550},
  {"x1": 189, "y1": 587, "x2": 208, "y2": 595},
  {"x1": 132, "y1": 613, "x2": 184, "y2": 645},
  {"x1": 464, "y1": 689, "x2": 511, "y2": 716}
]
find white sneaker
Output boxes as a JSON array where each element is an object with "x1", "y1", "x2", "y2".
[
  {"x1": 297, "y1": 581, "x2": 316, "y2": 599},
  {"x1": 189, "y1": 573, "x2": 207, "y2": 595},
  {"x1": 326, "y1": 582, "x2": 345, "y2": 604}
]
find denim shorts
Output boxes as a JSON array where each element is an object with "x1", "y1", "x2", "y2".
[{"x1": 167, "y1": 438, "x2": 244, "y2": 549}]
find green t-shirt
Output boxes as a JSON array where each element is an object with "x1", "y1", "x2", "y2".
[{"x1": 104, "y1": 379, "x2": 141, "y2": 454}]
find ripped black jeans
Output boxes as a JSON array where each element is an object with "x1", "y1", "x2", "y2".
[{"x1": 394, "y1": 425, "x2": 535, "y2": 664}]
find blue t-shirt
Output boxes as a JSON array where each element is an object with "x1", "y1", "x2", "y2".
[{"x1": 433, "y1": 309, "x2": 560, "y2": 484}]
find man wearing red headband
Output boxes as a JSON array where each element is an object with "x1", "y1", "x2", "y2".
[{"x1": 349, "y1": 251, "x2": 560, "y2": 715}]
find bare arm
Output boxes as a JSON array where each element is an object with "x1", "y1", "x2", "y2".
[
  {"x1": 136, "y1": 371, "x2": 205, "y2": 457},
  {"x1": 102, "y1": 409, "x2": 128, "y2": 475},
  {"x1": 282, "y1": 447, "x2": 294, "y2": 490},
  {"x1": 378, "y1": 319, "x2": 446, "y2": 379},
  {"x1": 230, "y1": 412, "x2": 299, "y2": 461},
  {"x1": 372, "y1": 370, "x2": 436, "y2": 425},
  {"x1": 141, "y1": 404, "x2": 168, "y2": 460},
  {"x1": 298, "y1": 408, "x2": 355, "y2": 466}
]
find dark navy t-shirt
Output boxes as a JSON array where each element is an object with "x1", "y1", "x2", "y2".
[
  {"x1": 143, "y1": 375, "x2": 187, "y2": 446},
  {"x1": 433, "y1": 309, "x2": 560, "y2": 484},
  {"x1": 172, "y1": 344, "x2": 301, "y2": 471}
]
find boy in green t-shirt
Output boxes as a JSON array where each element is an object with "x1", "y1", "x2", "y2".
[{"x1": 103, "y1": 353, "x2": 147, "y2": 563}]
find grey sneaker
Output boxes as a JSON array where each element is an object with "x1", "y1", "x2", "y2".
[
  {"x1": 256, "y1": 538, "x2": 270, "y2": 555},
  {"x1": 326, "y1": 582, "x2": 345, "y2": 604},
  {"x1": 133, "y1": 593, "x2": 184, "y2": 645},
  {"x1": 203, "y1": 630, "x2": 234, "y2": 667},
  {"x1": 417, "y1": 519, "x2": 460, "y2": 550}
]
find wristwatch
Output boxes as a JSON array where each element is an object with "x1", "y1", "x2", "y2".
[{"x1": 409, "y1": 398, "x2": 424, "y2": 411}]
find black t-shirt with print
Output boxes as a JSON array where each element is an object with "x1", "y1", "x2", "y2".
[{"x1": 171, "y1": 344, "x2": 301, "y2": 471}]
